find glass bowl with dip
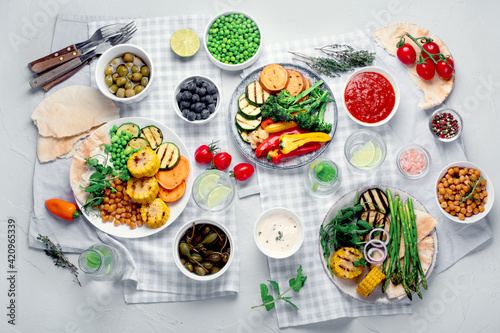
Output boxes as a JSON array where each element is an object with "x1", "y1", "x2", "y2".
[
  {"x1": 254, "y1": 207, "x2": 304, "y2": 259},
  {"x1": 343, "y1": 66, "x2": 400, "y2": 127}
]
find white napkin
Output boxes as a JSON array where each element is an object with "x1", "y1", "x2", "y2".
[{"x1": 241, "y1": 29, "x2": 492, "y2": 328}]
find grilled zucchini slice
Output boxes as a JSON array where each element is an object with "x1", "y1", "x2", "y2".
[
  {"x1": 127, "y1": 137, "x2": 151, "y2": 150},
  {"x1": 117, "y1": 123, "x2": 140, "y2": 138},
  {"x1": 156, "y1": 142, "x2": 180, "y2": 170},
  {"x1": 238, "y1": 130, "x2": 251, "y2": 144},
  {"x1": 245, "y1": 80, "x2": 270, "y2": 106},
  {"x1": 140, "y1": 126, "x2": 163, "y2": 150},
  {"x1": 235, "y1": 113, "x2": 261, "y2": 132},
  {"x1": 238, "y1": 93, "x2": 261, "y2": 120}
]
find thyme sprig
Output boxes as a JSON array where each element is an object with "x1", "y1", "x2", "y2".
[
  {"x1": 37, "y1": 234, "x2": 81, "y2": 287},
  {"x1": 289, "y1": 44, "x2": 375, "y2": 77},
  {"x1": 460, "y1": 177, "x2": 486, "y2": 204}
]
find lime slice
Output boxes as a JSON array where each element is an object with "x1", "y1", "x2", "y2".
[
  {"x1": 170, "y1": 29, "x2": 200, "y2": 57},
  {"x1": 367, "y1": 147, "x2": 383, "y2": 167},
  {"x1": 197, "y1": 174, "x2": 220, "y2": 199},
  {"x1": 207, "y1": 186, "x2": 232, "y2": 209},
  {"x1": 350, "y1": 141, "x2": 376, "y2": 167}
]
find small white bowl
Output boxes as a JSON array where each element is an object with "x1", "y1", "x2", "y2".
[
  {"x1": 173, "y1": 219, "x2": 234, "y2": 281},
  {"x1": 95, "y1": 44, "x2": 154, "y2": 104},
  {"x1": 172, "y1": 75, "x2": 221, "y2": 124},
  {"x1": 204, "y1": 11, "x2": 262, "y2": 71},
  {"x1": 434, "y1": 161, "x2": 494, "y2": 223},
  {"x1": 342, "y1": 66, "x2": 400, "y2": 127},
  {"x1": 254, "y1": 207, "x2": 304, "y2": 259}
]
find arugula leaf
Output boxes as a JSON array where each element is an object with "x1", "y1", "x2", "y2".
[{"x1": 289, "y1": 265, "x2": 307, "y2": 292}]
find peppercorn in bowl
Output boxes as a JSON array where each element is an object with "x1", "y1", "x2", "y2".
[
  {"x1": 204, "y1": 11, "x2": 262, "y2": 71},
  {"x1": 434, "y1": 161, "x2": 494, "y2": 223},
  {"x1": 429, "y1": 108, "x2": 462, "y2": 142}
]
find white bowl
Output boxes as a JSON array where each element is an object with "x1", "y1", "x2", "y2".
[
  {"x1": 173, "y1": 219, "x2": 234, "y2": 281},
  {"x1": 95, "y1": 44, "x2": 154, "y2": 104},
  {"x1": 342, "y1": 66, "x2": 400, "y2": 126},
  {"x1": 434, "y1": 161, "x2": 494, "y2": 223},
  {"x1": 172, "y1": 75, "x2": 221, "y2": 124},
  {"x1": 203, "y1": 11, "x2": 262, "y2": 71},
  {"x1": 254, "y1": 207, "x2": 304, "y2": 259}
]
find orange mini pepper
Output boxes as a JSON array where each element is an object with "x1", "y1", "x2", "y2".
[{"x1": 45, "y1": 198, "x2": 80, "y2": 221}]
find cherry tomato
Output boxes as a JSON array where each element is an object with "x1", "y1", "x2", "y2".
[
  {"x1": 396, "y1": 43, "x2": 416, "y2": 65},
  {"x1": 422, "y1": 42, "x2": 440, "y2": 61},
  {"x1": 194, "y1": 141, "x2": 219, "y2": 165},
  {"x1": 416, "y1": 58, "x2": 436, "y2": 80},
  {"x1": 213, "y1": 152, "x2": 232, "y2": 170},
  {"x1": 436, "y1": 58, "x2": 454, "y2": 79},
  {"x1": 232, "y1": 163, "x2": 254, "y2": 181}
]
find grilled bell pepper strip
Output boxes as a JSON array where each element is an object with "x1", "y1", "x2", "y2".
[
  {"x1": 269, "y1": 142, "x2": 322, "y2": 163},
  {"x1": 260, "y1": 118, "x2": 275, "y2": 130},
  {"x1": 45, "y1": 198, "x2": 80, "y2": 221},
  {"x1": 264, "y1": 121, "x2": 298, "y2": 134},
  {"x1": 255, "y1": 128, "x2": 305, "y2": 158},
  {"x1": 279, "y1": 132, "x2": 331, "y2": 154}
]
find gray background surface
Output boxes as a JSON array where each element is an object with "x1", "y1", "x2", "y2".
[{"x1": 1, "y1": 0, "x2": 499, "y2": 332}]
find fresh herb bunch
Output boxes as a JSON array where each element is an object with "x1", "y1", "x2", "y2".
[
  {"x1": 37, "y1": 234, "x2": 81, "y2": 286},
  {"x1": 81, "y1": 153, "x2": 131, "y2": 212},
  {"x1": 460, "y1": 176, "x2": 486, "y2": 204},
  {"x1": 252, "y1": 265, "x2": 307, "y2": 311},
  {"x1": 289, "y1": 44, "x2": 375, "y2": 77},
  {"x1": 260, "y1": 80, "x2": 333, "y2": 133},
  {"x1": 319, "y1": 200, "x2": 374, "y2": 260}
]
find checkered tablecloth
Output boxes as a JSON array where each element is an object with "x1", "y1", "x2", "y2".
[
  {"x1": 242, "y1": 29, "x2": 492, "y2": 327},
  {"x1": 29, "y1": 14, "x2": 239, "y2": 303}
]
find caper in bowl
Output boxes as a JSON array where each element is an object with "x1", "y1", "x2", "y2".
[{"x1": 173, "y1": 219, "x2": 234, "y2": 281}]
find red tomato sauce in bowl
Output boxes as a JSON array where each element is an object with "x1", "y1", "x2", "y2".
[{"x1": 344, "y1": 72, "x2": 396, "y2": 124}]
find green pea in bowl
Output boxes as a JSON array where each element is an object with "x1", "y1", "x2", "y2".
[{"x1": 204, "y1": 11, "x2": 262, "y2": 71}]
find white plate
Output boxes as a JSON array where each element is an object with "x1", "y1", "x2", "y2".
[
  {"x1": 73, "y1": 117, "x2": 193, "y2": 239},
  {"x1": 318, "y1": 185, "x2": 438, "y2": 304}
]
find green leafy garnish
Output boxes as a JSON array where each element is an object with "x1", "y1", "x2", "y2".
[
  {"x1": 252, "y1": 266, "x2": 307, "y2": 311},
  {"x1": 85, "y1": 251, "x2": 101, "y2": 269}
]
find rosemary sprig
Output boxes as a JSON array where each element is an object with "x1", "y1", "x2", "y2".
[
  {"x1": 289, "y1": 44, "x2": 375, "y2": 77},
  {"x1": 37, "y1": 234, "x2": 81, "y2": 287},
  {"x1": 460, "y1": 177, "x2": 486, "y2": 204}
]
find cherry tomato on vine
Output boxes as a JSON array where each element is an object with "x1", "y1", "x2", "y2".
[
  {"x1": 213, "y1": 152, "x2": 232, "y2": 170},
  {"x1": 416, "y1": 58, "x2": 436, "y2": 80},
  {"x1": 194, "y1": 141, "x2": 219, "y2": 165},
  {"x1": 422, "y1": 42, "x2": 441, "y2": 61},
  {"x1": 436, "y1": 58, "x2": 454, "y2": 79},
  {"x1": 231, "y1": 163, "x2": 254, "y2": 181},
  {"x1": 396, "y1": 43, "x2": 417, "y2": 65}
]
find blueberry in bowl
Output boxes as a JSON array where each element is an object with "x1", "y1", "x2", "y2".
[{"x1": 173, "y1": 75, "x2": 221, "y2": 124}]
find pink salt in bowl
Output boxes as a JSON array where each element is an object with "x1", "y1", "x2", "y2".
[{"x1": 396, "y1": 144, "x2": 431, "y2": 179}]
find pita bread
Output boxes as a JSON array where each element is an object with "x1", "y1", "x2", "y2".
[
  {"x1": 69, "y1": 124, "x2": 111, "y2": 205},
  {"x1": 31, "y1": 86, "x2": 119, "y2": 138},
  {"x1": 398, "y1": 209, "x2": 438, "y2": 258},
  {"x1": 373, "y1": 23, "x2": 455, "y2": 109}
]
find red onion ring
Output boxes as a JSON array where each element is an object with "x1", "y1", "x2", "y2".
[
  {"x1": 368, "y1": 228, "x2": 390, "y2": 246},
  {"x1": 363, "y1": 239, "x2": 387, "y2": 264}
]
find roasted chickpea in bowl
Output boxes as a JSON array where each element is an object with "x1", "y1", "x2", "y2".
[{"x1": 434, "y1": 161, "x2": 494, "y2": 223}]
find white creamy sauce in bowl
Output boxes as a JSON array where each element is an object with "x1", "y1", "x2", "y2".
[{"x1": 256, "y1": 213, "x2": 300, "y2": 254}]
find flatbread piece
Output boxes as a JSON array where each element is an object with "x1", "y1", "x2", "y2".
[{"x1": 373, "y1": 23, "x2": 455, "y2": 109}]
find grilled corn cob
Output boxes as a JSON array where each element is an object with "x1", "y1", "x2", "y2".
[
  {"x1": 330, "y1": 247, "x2": 363, "y2": 279},
  {"x1": 140, "y1": 198, "x2": 170, "y2": 229},
  {"x1": 126, "y1": 176, "x2": 159, "y2": 204},
  {"x1": 127, "y1": 148, "x2": 160, "y2": 178},
  {"x1": 356, "y1": 267, "x2": 386, "y2": 297}
]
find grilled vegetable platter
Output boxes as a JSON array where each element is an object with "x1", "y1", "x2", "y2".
[
  {"x1": 69, "y1": 117, "x2": 193, "y2": 239},
  {"x1": 318, "y1": 185, "x2": 438, "y2": 304},
  {"x1": 227, "y1": 63, "x2": 338, "y2": 170}
]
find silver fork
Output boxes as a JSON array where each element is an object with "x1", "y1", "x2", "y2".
[
  {"x1": 34, "y1": 22, "x2": 138, "y2": 91},
  {"x1": 28, "y1": 23, "x2": 127, "y2": 73}
]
